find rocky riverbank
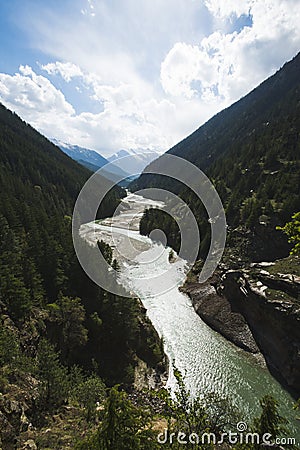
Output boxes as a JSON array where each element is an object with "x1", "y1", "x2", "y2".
[
  {"x1": 182, "y1": 255, "x2": 300, "y2": 397},
  {"x1": 180, "y1": 277, "x2": 260, "y2": 354}
]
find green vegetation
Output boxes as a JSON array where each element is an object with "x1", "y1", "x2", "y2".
[
  {"x1": 267, "y1": 254, "x2": 300, "y2": 278},
  {"x1": 253, "y1": 396, "x2": 288, "y2": 444},
  {"x1": 71, "y1": 372, "x2": 106, "y2": 422},
  {"x1": 277, "y1": 212, "x2": 300, "y2": 255},
  {"x1": 76, "y1": 385, "x2": 156, "y2": 450},
  {"x1": 133, "y1": 53, "x2": 300, "y2": 260},
  {"x1": 1, "y1": 51, "x2": 300, "y2": 446},
  {"x1": 140, "y1": 208, "x2": 180, "y2": 253},
  {"x1": 0, "y1": 103, "x2": 165, "y2": 447},
  {"x1": 169, "y1": 249, "x2": 175, "y2": 262},
  {"x1": 76, "y1": 368, "x2": 296, "y2": 450},
  {"x1": 36, "y1": 338, "x2": 70, "y2": 413}
]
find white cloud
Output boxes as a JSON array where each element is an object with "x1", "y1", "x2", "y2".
[
  {"x1": 81, "y1": 0, "x2": 96, "y2": 17},
  {"x1": 0, "y1": 65, "x2": 74, "y2": 115},
  {"x1": 161, "y1": 42, "x2": 217, "y2": 99},
  {"x1": 41, "y1": 62, "x2": 83, "y2": 82},
  {"x1": 0, "y1": 65, "x2": 194, "y2": 155},
  {"x1": 1, "y1": 0, "x2": 299, "y2": 157},
  {"x1": 21, "y1": 0, "x2": 209, "y2": 87},
  {"x1": 204, "y1": 0, "x2": 253, "y2": 19},
  {"x1": 161, "y1": 0, "x2": 300, "y2": 105}
]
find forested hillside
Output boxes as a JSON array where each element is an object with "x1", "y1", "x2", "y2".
[
  {"x1": 134, "y1": 52, "x2": 300, "y2": 415},
  {"x1": 0, "y1": 104, "x2": 165, "y2": 447},
  {"x1": 133, "y1": 53, "x2": 300, "y2": 260}
]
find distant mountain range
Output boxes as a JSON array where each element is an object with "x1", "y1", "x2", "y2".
[
  {"x1": 53, "y1": 140, "x2": 161, "y2": 181},
  {"x1": 108, "y1": 148, "x2": 161, "y2": 175},
  {"x1": 52, "y1": 139, "x2": 110, "y2": 168}
]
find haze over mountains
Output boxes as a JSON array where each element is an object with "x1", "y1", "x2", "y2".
[
  {"x1": 107, "y1": 148, "x2": 161, "y2": 176},
  {"x1": 54, "y1": 139, "x2": 161, "y2": 179}
]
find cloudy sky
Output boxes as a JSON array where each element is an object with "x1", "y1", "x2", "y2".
[{"x1": 0, "y1": 0, "x2": 299, "y2": 157}]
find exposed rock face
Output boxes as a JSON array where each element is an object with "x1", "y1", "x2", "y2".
[
  {"x1": 181, "y1": 280, "x2": 259, "y2": 353},
  {"x1": 183, "y1": 265, "x2": 300, "y2": 397},
  {"x1": 22, "y1": 439, "x2": 37, "y2": 450},
  {"x1": 221, "y1": 269, "x2": 300, "y2": 397},
  {"x1": 133, "y1": 359, "x2": 168, "y2": 392},
  {"x1": 0, "y1": 373, "x2": 39, "y2": 449}
]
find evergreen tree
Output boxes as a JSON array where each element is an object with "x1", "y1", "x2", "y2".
[
  {"x1": 277, "y1": 212, "x2": 300, "y2": 254},
  {"x1": 76, "y1": 386, "x2": 157, "y2": 450},
  {"x1": 36, "y1": 338, "x2": 70, "y2": 411}
]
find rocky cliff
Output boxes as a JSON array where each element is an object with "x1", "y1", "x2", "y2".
[
  {"x1": 182, "y1": 256, "x2": 300, "y2": 397},
  {"x1": 180, "y1": 278, "x2": 260, "y2": 354}
]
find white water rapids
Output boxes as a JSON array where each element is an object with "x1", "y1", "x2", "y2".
[{"x1": 80, "y1": 192, "x2": 299, "y2": 437}]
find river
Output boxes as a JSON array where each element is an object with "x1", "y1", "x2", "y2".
[{"x1": 80, "y1": 192, "x2": 300, "y2": 439}]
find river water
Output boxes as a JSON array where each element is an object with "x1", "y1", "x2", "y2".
[{"x1": 80, "y1": 192, "x2": 300, "y2": 438}]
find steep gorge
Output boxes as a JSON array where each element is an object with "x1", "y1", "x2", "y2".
[{"x1": 182, "y1": 257, "x2": 300, "y2": 397}]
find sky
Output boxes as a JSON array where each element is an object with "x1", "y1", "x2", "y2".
[{"x1": 0, "y1": 0, "x2": 299, "y2": 157}]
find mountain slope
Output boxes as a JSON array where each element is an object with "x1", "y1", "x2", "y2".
[
  {"x1": 132, "y1": 52, "x2": 300, "y2": 260},
  {"x1": 135, "y1": 52, "x2": 300, "y2": 177},
  {"x1": 0, "y1": 107, "x2": 126, "y2": 222},
  {"x1": 131, "y1": 53, "x2": 300, "y2": 397},
  {"x1": 54, "y1": 139, "x2": 130, "y2": 181},
  {"x1": 52, "y1": 139, "x2": 110, "y2": 168},
  {"x1": 0, "y1": 101, "x2": 127, "y2": 315},
  {"x1": 0, "y1": 103, "x2": 165, "y2": 447}
]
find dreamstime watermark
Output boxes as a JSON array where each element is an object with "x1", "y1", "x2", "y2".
[
  {"x1": 72, "y1": 153, "x2": 227, "y2": 296},
  {"x1": 157, "y1": 422, "x2": 297, "y2": 446}
]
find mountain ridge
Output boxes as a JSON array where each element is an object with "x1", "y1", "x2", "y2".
[
  {"x1": 131, "y1": 51, "x2": 300, "y2": 259},
  {"x1": 133, "y1": 51, "x2": 300, "y2": 183},
  {"x1": 131, "y1": 52, "x2": 300, "y2": 397},
  {"x1": 53, "y1": 139, "x2": 130, "y2": 182},
  {"x1": 52, "y1": 138, "x2": 110, "y2": 168},
  {"x1": 0, "y1": 102, "x2": 166, "y2": 447}
]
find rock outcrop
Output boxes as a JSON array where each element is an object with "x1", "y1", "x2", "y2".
[
  {"x1": 221, "y1": 268, "x2": 300, "y2": 396},
  {"x1": 183, "y1": 262, "x2": 300, "y2": 397},
  {"x1": 181, "y1": 280, "x2": 259, "y2": 353}
]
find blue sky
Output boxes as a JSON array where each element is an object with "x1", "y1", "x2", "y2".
[{"x1": 0, "y1": 0, "x2": 299, "y2": 157}]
